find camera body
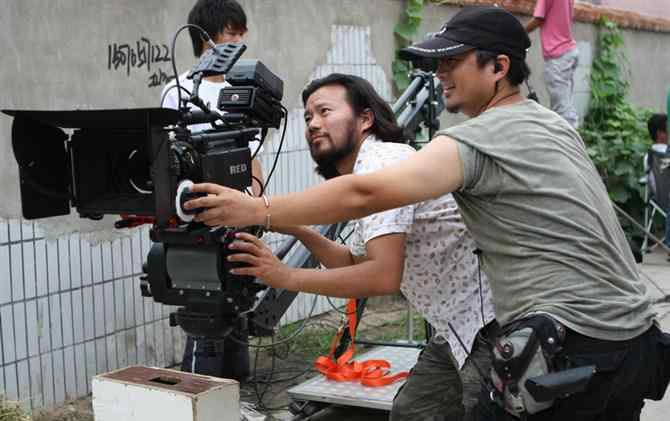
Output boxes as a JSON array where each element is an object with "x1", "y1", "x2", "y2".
[{"x1": 3, "y1": 51, "x2": 285, "y2": 338}]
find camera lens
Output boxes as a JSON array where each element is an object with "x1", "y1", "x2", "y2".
[
  {"x1": 171, "y1": 141, "x2": 201, "y2": 181},
  {"x1": 127, "y1": 149, "x2": 153, "y2": 194}
]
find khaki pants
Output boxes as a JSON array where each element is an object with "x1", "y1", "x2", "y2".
[
  {"x1": 390, "y1": 324, "x2": 495, "y2": 421},
  {"x1": 544, "y1": 47, "x2": 579, "y2": 128}
]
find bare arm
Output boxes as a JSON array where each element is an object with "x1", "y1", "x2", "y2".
[
  {"x1": 277, "y1": 225, "x2": 355, "y2": 268},
  {"x1": 526, "y1": 16, "x2": 544, "y2": 33},
  {"x1": 229, "y1": 232, "x2": 405, "y2": 298},
  {"x1": 187, "y1": 135, "x2": 464, "y2": 228},
  {"x1": 250, "y1": 158, "x2": 264, "y2": 197}
]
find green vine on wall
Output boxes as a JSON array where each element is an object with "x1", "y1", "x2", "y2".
[
  {"x1": 579, "y1": 18, "x2": 653, "y2": 232},
  {"x1": 392, "y1": 0, "x2": 425, "y2": 91}
]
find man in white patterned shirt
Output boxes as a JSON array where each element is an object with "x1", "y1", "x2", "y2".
[{"x1": 225, "y1": 73, "x2": 497, "y2": 420}]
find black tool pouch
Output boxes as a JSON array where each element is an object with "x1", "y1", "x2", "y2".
[{"x1": 491, "y1": 314, "x2": 595, "y2": 417}]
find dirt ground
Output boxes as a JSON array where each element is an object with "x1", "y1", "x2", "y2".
[{"x1": 28, "y1": 296, "x2": 414, "y2": 421}]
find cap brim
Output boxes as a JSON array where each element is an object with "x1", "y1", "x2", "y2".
[{"x1": 399, "y1": 36, "x2": 474, "y2": 60}]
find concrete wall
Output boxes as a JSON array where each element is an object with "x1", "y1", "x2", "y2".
[
  {"x1": 1, "y1": 0, "x2": 670, "y2": 410},
  {"x1": 0, "y1": 0, "x2": 403, "y2": 221}
]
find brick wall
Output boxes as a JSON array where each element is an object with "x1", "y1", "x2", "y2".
[
  {"x1": 438, "y1": 0, "x2": 670, "y2": 32},
  {"x1": 597, "y1": 0, "x2": 670, "y2": 22}
]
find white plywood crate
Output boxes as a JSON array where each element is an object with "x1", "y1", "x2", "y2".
[{"x1": 92, "y1": 365, "x2": 239, "y2": 421}]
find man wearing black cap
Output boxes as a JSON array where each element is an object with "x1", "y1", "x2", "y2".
[{"x1": 183, "y1": 6, "x2": 670, "y2": 420}]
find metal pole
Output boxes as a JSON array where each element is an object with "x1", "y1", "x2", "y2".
[{"x1": 612, "y1": 202, "x2": 670, "y2": 254}]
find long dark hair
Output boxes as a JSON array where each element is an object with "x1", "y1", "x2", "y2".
[{"x1": 302, "y1": 73, "x2": 407, "y2": 143}]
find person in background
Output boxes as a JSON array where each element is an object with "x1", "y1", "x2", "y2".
[
  {"x1": 645, "y1": 113, "x2": 669, "y2": 260},
  {"x1": 161, "y1": 0, "x2": 263, "y2": 195},
  {"x1": 526, "y1": 0, "x2": 580, "y2": 128}
]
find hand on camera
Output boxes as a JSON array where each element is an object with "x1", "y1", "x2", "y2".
[
  {"x1": 183, "y1": 183, "x2": 262, "y2": 227},
  {"x1": 227, "y1": 232, "x2": 293, "y2": 289}
]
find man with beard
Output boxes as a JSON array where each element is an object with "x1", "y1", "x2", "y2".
[
  {"x1": 225, "y1": 73, "x2": 497, "y2": 420},
  {"x1": 184, "y1": 7, "x2": 669, "y2": 420}
]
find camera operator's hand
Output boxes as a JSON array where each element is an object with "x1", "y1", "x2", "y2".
[
  {"x1": 185, "y1": 183, "x2": 264, "y2": 227},
  {"x1": 227, "y1": 232, "x2": 295, "y2": 289}
]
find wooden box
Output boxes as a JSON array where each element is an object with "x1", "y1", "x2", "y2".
[{"x1": 92, "y1": 365, "x2": 239, "y2": 421}]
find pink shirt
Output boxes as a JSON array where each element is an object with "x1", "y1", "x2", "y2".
[{"x1": 534, "y1": 0, "x2": 577, "y2": 59}]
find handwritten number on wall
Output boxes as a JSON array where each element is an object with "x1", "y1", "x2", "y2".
[{"x1": 107, "y1": 38, "x2": 174, "y2": 88}]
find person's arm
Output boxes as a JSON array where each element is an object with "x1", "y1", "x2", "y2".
[
  {"x1": 275, "y1": 225, "x2": 355, "y2": 268},
  {"x1": 228, "y1": 232, "x2": 405, "y2": 298},
  {"x1": 186, "y1": 135, "x2": 464, "y2": 227},
  {"x1": 525, "y1": 16, "x2": 544, "y2": 33},
  {"x1": 251, "y1": 158, "x2": 264, "y2": 197},
  {"x1": 526, "y1": 0, "x2": 547, "y2": 33}
]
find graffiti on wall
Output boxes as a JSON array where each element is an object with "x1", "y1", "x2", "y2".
[{"x1": 107, "y1": 38, "x2": 174, "y2": 88}]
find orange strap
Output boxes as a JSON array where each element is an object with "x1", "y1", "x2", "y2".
[{"x1": 314, "y1": 299, "x2": 409, "y2": 387}]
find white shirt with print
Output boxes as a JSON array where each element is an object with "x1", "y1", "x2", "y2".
[{"x1": 349, "y1": 136, "x2": 496, "y2": 369}]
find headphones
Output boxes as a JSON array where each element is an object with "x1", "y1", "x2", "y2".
[
  {"x1": 494, "y1": 61, "x2": 502, "y2": 73},
  {"x1": 490, "y1": 57, "x2": 539, "y2": 103}
]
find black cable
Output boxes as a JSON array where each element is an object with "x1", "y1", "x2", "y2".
[
  {"x1": 251, "y1": 175, "x2": 265, "y2": 197},
  {"x1": 248, "y1": 366, "x2": 315, "y2": 384},
  {"x1": 322, "y1": 223, "x2": 357, "y2": 315},
  {"x1": 325, "y1": 296, "x2": 349, "y2": 315},
  {"x1": 255, "y1": 334, "x2": 276, "y2": 407},
  {"x1": 251, "y1": 128, "x2": 268, "y2": 161},
  {"x1": 159, "y1": 84, "x2": 193, "y2": 108},
  {"x1": 263, "y1": 104, "x2": 289, "y2": 186},
  {"x1": 227, "y1": 293, "x2": 320, "y2": 349},
  {"x1": 447, "y1": 322, "x2": 490, "y2": 383},
  {"x1": 169, "y1": 24, "x2": 213, "y2": 112},
  {"x1": 149, "y1": 24, "x2": 211, "y2": 169},
  {"x1": 474, "y1": 249, "x2": 486, "y2": 327},
  {"x1": 337, "y1": 228, "x2": 355, "y2": 243}
]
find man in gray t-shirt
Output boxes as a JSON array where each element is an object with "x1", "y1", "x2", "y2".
[
  {"x1": 442, "y1": 99, "x2": 653, "y2": 341},
  {"x1": 185, "y1": 6, "x2": 670, "y2": 420}
]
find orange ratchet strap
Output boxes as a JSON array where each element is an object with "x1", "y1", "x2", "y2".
[{"x1": 314, "y1": 299, "x2": 409, "y2": 387}]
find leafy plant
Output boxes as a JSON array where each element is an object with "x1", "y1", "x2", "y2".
[
  {"x1": 579, "y1": 18, "x2": 653, "y2": 234},
  {"x1": 392, "y1": 0, "x2": 425, "y2": 91}
]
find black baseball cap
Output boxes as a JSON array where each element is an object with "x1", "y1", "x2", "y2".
[{"x1": 400, "y1": 6, "x2": 531, "y2": 61}]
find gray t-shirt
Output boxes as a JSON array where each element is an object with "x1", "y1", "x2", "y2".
[{"x1": 439, "y1": 99, "x2": 654, "y2": 341}]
